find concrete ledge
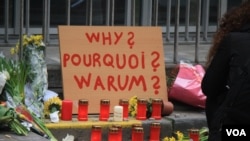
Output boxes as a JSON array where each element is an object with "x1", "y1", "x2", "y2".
[
  {"x1": 45, "y1": 116, "x2": 173, "y2": 141},
  {"x1": 167, "y1": 111, "x2": 207, "y2": 133},
  {"x1": 0, "y1": 109, "x2": 206, "y2": 141},
  {"x1": 44, "y1": 108, "x2": 206, "y2": 141}
]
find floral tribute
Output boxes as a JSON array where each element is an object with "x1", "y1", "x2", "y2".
[
  {"x1": 0, "y1": 34, "x2": 58, "y2": 141},
  {"x1": 44, "y1": 96, "x2": 62, "y2": 122},
  {"x1": 11, "y1": 34, "x2": 48, "y2": 117}
]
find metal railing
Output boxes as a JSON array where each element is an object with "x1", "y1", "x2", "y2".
[{"x1": 0, "y1": 0, "x2": 242, "y2": 64}]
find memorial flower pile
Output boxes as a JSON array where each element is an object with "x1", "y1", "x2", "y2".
[
  {"x1": 0, "y1": 34, "x2": 57, "y2": 140},
  {"x1": 11, "y1": 34, "x2": 48, "y2": 118},
  {"x1": 0, "y1": 104, "x2": 29, "y2": 136}
]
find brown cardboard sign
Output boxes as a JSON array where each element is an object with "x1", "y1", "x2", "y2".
[{"x1": 58, "y1": 26, "x2": 168, "y2": 114}]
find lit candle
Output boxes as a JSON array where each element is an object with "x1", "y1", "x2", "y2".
[
  {"x1": 149, "y1": 122, "x2": 161, "y2": 141},
  {"x1": 78, "y1": 99, "x2": 88, "y2": 121},
  {"x1": 99, "y1": 99, "x2": 110, "y2": 121},
  {"x1": 136, "y1": 98, "x2": 147, "y2": 120},
  {"x1": 132, "y1": 127, "x2": 144, "y2": 141},
  {"x1": 114, "y1": 106, "x2": 123, "y2": 122},
  {"x1": 112, "y1": 124, "x2": 122, "y2": 141},
  {"x1": 91, "y1": 125, "x2": 102, "y2": 141},
  {"x1": 189, "y1": 129, "x2": 199, "y2": 141},
  {"x1": 119, "y1": 99, "x2": 129, "y2": 120},
  {"x1": 108, "y1": 127, "x2": 119, "y2": 141},
  {"x1": 151, "y1": 98, "x2": 163, "y2": 120},
  {"x1": 61, "y1": 100, "x2": 73, "y2": 121}
]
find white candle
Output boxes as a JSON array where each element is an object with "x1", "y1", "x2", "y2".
[{"x1": 114, "y1": 106, "x2": 123, "y2": 121}]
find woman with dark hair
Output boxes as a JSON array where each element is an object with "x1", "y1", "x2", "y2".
[{"x1": 201, "y1": 1, "x2": 250, "y2": 140}]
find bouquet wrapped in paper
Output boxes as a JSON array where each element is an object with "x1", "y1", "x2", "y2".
[
  {"x1": 11, "y1": 34, "x2": 48, "y2": 117},
  {"x1": 0, "y1": 52, "x2": 57, "y2": 140},
  {"x1": 168, "y1": 60, "x2": 206, "y2": 108}
]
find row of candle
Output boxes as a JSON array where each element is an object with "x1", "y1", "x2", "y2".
[
  {"x1": 61, "y1": 98, "x2": 163, "y2": 121},
  {"x1": 91, "y1": 124, "x2": 200, "y2": 141},
  {"x1": 91, "y1": 122, "x2": 161, "y2": 141}
]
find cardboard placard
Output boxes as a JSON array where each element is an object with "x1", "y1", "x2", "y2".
[{"x1": 58, "y1": 26, "x2": 168, "y2": 114}]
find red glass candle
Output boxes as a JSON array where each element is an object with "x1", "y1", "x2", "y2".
[
  {"x1": 99, "y1": 99, "x2": 110, "y2": 121},
  {"x1": 189, "y1": 129, "x2": 199, "y2": 141},
  {"x1": 108, "y1": 127, "x2": 119, "y2": 141},
  {"x1": 91, "y1": 125, "x2": 102, "y2": 141},
  {"x1": 136, "y1": 98, "x2": 147, "y2": 120},
  {"x1": 151, "y1": 98, "x2": 163, "y2": 120},
  {"x1": 132, "y1": 127, "x2": 144, "y2": 141},
  {"x1": 149, "y1": 122, "x2": 161, "y2": 141},
  {"x1": 78, "y1": 99, "x2": 88, "y2": 121},
  {"x1": 61, "y1": 100, "x2": 73, "y2": 121},
  {"x1": 119, "y1": 99, "x2": 129, "y2": 120},
  {"x1": 112, "y1": 124, "x2": 122, "y2": 141}
]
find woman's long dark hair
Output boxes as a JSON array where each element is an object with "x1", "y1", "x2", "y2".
[{"x1": 205, "y1": 0, "x2": 250, "y2": 68}]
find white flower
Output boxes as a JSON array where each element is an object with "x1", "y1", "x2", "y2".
[
  {"x1": 2, "y1": 70, "x2": 10, "y2": 80},
  {"x1": 0, "y1": 71, "x2": 9, "y2": 94}
]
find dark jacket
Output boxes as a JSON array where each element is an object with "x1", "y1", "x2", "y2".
[{"x1": 201, "y1": 25, "x2": 250, "y2": 133}]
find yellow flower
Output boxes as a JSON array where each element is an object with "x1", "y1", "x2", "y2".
[
  {"x1": 44, "y1": 96, "x2": 62, "y2": 118},
  {"x1": 176, "y1": 131, "x2": 184, "y2": 140},
  {"x1": 162, "y1": 136, "x2": 176, "y2": 141},
  {"x1": 10, "y1": 34, "x2": 44, "y2": 55},
  {"x1": 10, "y1": 48, "x2": 16, "y2": 55},
  {"x1": 129, "y1": 95, "x2": 138, "y2": 117}
]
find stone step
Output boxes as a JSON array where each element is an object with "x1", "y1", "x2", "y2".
[
  {"x1": 45, "y1": 110, "x2": 206, "y2": 141},
  {"x1": 0, "y1": 106, "x2": 206, "y2": 141}
]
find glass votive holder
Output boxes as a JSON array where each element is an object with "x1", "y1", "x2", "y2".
[
  {"x1": 149, "y1": 122, "x2": 161, "y2": 141},
  {"x1": 108, "y1": 127, "x2": 119, "y2": 141},
  {"x1": 188, "y1": 129, "x2": 199, "y2": 141},
  {"x1": 131, "y1": 127, "x2": 144, "y2": 141},
  {"x1": 99, "y1": 99, "x2": 110, "y2": 121},
  {"x1": 119, "y1": 99, "x2": 129, "y2": 120},
  {"x1": 78, "y1": 99, "x2": 88, "y2": 121},
  {"x1": 112, "y1": 124, "x2": 122, "y2": 141},
  {"x1": 91, "y1": 125, "x2": 102, "y2": 141},
  {"x1": 136, "y1": 98, "x2": 147, "y2": 120},
  {"x1": 151, "y1": 98, "x2": 163, "y2": 120}
]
